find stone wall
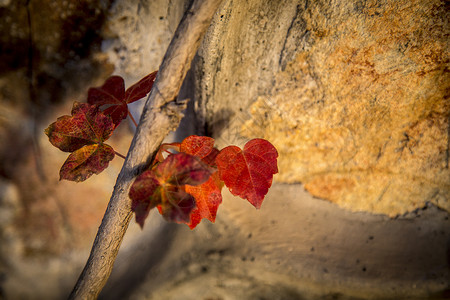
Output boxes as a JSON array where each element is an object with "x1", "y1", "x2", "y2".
[{"x1": 190, "y1": 0, "x2": 449, "y2": 217}]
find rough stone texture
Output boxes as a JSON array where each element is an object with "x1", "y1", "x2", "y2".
[
  {"x1": 101, "y1": 0, "x2": 191, "y2": 81},
  {"x1": 99, "y1": 0, "x2": 448, "y2": 299},
  {"x1": 193, "y1": 0, "x2": 449, "y2": 217}
]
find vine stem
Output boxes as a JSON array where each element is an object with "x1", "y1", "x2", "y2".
[
  {"x1": 68, "y1": 0, "x2": 224, "y2": 299},
  {"x1": 128, "y1": 111, "x2": 138, "y2": 128},
  {"x1": 114, "y1": 151, "x2": 126, "y2": 160}
]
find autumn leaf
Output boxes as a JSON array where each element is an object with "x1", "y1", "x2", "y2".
[
  {"x1": 216, "y1": 139, "x2": 278, "y2": 209},
  {"x1": 180, "y1": 135, "x2": 215, "y2": 159},
  {"x1": 180, "y1": 135, "x2": 220, "y2": 167},
  {"x1": 124, "y1": 71, "x2": 158, "y2": 103},
  {"x1": 45, "y1": 102, "x2": 115, "y2": 182},
  {"x1": 185, "y1": 171, "x2": 223, "y2": 229},
  {"x1": 129, "y1": 153, "x2": 213, "y2": 228},
  {"x1": 201, "y1": 148, "x2": 220, "y2": 167},
  {"x1": 87, "y1": 71, "x2": 157, "y2": 127},
  {"x1": 59, "y1": 144, "x2": 115, "y2": 181},
  {"x1": 132, "y1": 136, "x2": 278, "y2": 228},
  {"x1": 178, "y1": 135, "x2": 223, "y2": 228}
]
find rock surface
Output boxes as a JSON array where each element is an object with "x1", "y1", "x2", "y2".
[
  {"x1": 102, "y1": 184, "x2": 450, "y2": 300},
  {"x1": 191, "y1": 0, "x2": 449, "y2": 217}
]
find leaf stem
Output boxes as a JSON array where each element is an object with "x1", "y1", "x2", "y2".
[
  {"x1": 128, "y1": 111, "x2": 138, "y2": 128},
  {"x1": 115, "y1": 151, "x2": 126, "y2": 160}
]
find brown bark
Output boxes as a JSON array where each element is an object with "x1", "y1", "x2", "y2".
[{"x1": 68, "y1": 0, "x2": 223, "y2": 298}]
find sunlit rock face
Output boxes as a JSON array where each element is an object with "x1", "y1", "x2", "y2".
[{"x1": 192, "y1": 0, "x2": 449, "y2": 217}]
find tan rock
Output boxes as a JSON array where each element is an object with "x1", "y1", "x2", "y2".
[{"x1": 231, "y1": 0, "x2": 449, "y2": 216}]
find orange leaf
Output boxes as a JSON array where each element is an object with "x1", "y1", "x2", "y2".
[
  {"x1": 180, "y1": 135, "x2": 215, "y2": 159},
  {"x1": 185, "y1": 171, "x2": 223, "y2": 229}
]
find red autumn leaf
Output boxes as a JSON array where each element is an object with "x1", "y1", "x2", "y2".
[
  {"x1": 87, "y1": 71, "x2": 157, "y2": 127},
  {"x1": 216, "y1": 139, "x2": 278, "y2": 209},
  {"x1": 59, "y1": 144, "x2": 115, "y2": 181},
  {"x1": 180, "y1": 135, "x2": 220, "y2": 167},
  {"x1": 124, "y1": 71, "x2": 158, "y2": 103},
  {"x1": 201, "y1": 147, "x2": 220, "y2": 167},
  {"x1": 180, "y1": 135, "x2": 215, "y2": 159},
  {"x1": 185, "y1": 171, "x2": 223, "y2": 229},
  {"x1": 178, "y1": 135, "x2": 223, "y2": 228},
  {"x1": 45, "y1": 102, "x2": 114, "y2": 152},
  {"x1": 154, "y1": 136, "x2": 218, "y2": 166},
  {"x1": 45, "y1": 102, "x2": 115, "y2": 182},
  {"x1": 129, "y1": 153, "x2": 213, "y2": 228},
  {"x1": 131, "y1": 169, "x2": 194, "y2": 228}
]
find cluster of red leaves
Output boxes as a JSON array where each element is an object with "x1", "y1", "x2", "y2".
[
  {"x1": 45, "y1": 71, "x2": 279, "y2": 230},
  {"x1": 129, "y1": 135, "x2": 278, "y2": 229},
  {"x1": 87, "y1": 72, "x2": 157, "y2": 128},
  {"x1": 45, "y1": 71, "x2": 157, "y2": 181}
]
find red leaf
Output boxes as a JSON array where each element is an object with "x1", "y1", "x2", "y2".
[
  {"x1": 102, "y1": 104, "x2": 128, "y2": 128},
  {"x1": 87, "y1": 71, "x2": 157, "y2": 127},
  {"x1": 216, "y1": 139, "x2": 278, "y2": 209},
  {"x1": 158, "y1": 187, "x2": 196, "y2": 225},
  {"x1": 87, "y1": 76, "x2": 125, "y2": 106},
  {"x1": 45, "y1": 102, "x2": 115, "y2": 182},
  {"x1": 180, "y1": 135, "x2": 219, "y2": 167},
  {"x1": 180, "y1": 135, "x2": 215, "y2": 159},
  {"x1": 129, "y1": 153, "x2": 213, "y2": 228},
  {"x1": 45, "y1": 102, "x2": 114, "y2": 152},
  {"x1": 60, "y1": 144, "x2": 115, "y2": 182},
  {"x1": 124, "y1": 71, "x2": 158, "y2": 104},
  {"x1": 201, "y1": 148, "x2": 220, "y2": 167},
  {"x1": 129, "y1": 170, "x2": 163, "y2": 227},
  {"x1": 156, "y1": 152, "x2": 213, "y2": 186},
  {"x1": 185, "y1": 171, "x2": 223, "y2": 229}
]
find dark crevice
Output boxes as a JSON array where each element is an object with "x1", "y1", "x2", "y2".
[{"x1": 278, "y1": 4, "x2": 301, "y2": 70}]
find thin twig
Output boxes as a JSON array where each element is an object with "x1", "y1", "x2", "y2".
[
  {"x1": 127, "y1": 111, "x2": 138, "y2": 128},
  {"x1": 114, "y1": 151, "x2": 126, "y2": 160},
  {"x1": 68, "y1": 0, "x2": 223, "y2": 299}
]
